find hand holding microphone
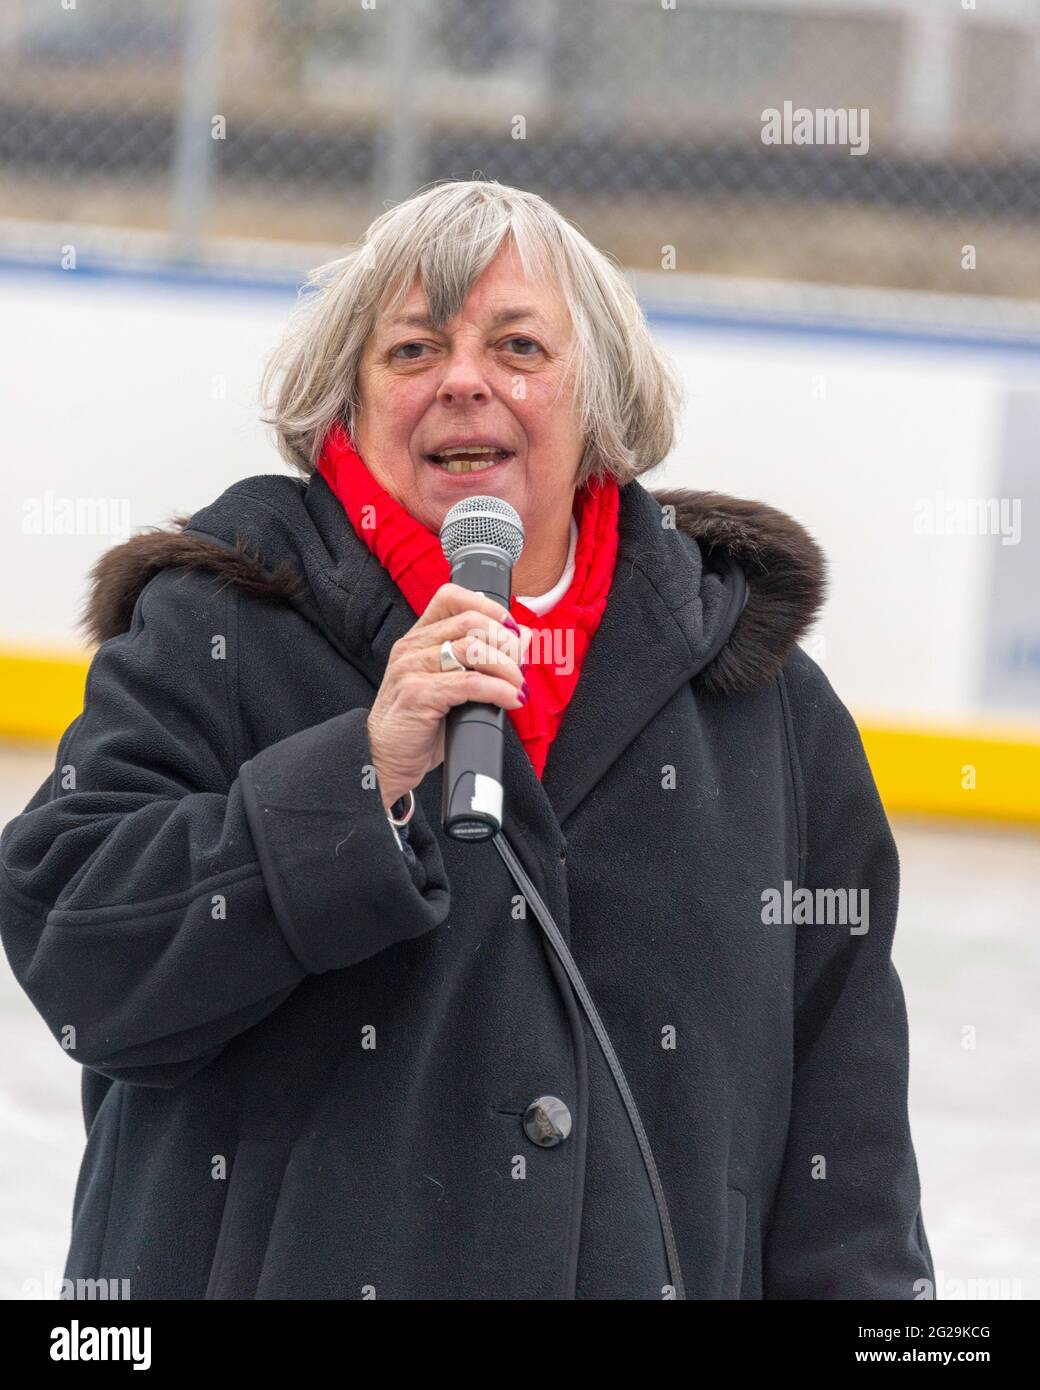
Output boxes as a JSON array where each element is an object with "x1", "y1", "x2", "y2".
[
  {"x1": 366, "y1": 496, "x2": 528, "y2": 840},
  {"x1": 437, "y1": 496, "x2": 526, "y2": 840}
]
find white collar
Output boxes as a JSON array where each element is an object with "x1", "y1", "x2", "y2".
[{"x1": 515, "y1": 515, "x2": 579, "y2": 615}]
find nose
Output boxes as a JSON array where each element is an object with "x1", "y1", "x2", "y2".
[{"x1": 435, "y1": 340, "x2": 491, "y2": 406}]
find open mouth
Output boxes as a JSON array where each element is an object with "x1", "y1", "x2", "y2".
[{"x1": 424, "y1": 447, "x2": 515, "y2": 475}]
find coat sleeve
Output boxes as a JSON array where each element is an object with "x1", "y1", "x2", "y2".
[
  {"x1": 761, "y1": 647, "x2": 935, "y2": 1299},
  {"x1": 0, "y1": 568, "x2": 451, "y2": 1089}
]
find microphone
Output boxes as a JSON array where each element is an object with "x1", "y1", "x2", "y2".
[{"x1": 439, "y1": 495, "x2": 525, "y2": 841}]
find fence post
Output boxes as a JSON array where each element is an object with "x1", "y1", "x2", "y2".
[
  {"x1": 373, "y1": 0, "x2": 430, "y2": 211},
  {"x1": 171, "y1": 0, "x2": 229, "y2": 262}
]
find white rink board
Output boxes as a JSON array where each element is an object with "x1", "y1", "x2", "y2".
[{"x1": 1, "y1": 265, "x2": 1036, "y2": 724}]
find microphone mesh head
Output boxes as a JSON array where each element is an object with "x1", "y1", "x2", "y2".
[{"x1": 440, "y1": 495, "x2": 525, "y2": 564}]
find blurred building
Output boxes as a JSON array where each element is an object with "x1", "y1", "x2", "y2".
[{"x1": 0, "y1": 0, "x2": 1038, "y2": 297}]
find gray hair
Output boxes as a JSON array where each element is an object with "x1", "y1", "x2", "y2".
[{"x1": 259, "y1": 179, "x2": 683, "y2": 489}]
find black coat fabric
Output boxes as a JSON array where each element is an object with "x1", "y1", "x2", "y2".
[{"x1": 0, "y1": 470, "x2": 935, "y2": 1300}]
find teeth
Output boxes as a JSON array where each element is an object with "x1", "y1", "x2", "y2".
[
  {"x1": 439, "y1": 446, "x2": 502, "y2": 457},
  {"x1": 429, "y1": 445, "x2": 510, "y2": 474},
  {"x1": 437, "y1": 456, "x2": 501, "y2": 474}
]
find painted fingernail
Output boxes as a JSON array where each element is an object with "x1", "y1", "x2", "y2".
[
  {"x1": 521, "y1": 679, "x2": 529, "y2": 698},
  {"x1": 517, "y1": 689, "x2": 528, "y2": 705},
  {"x1": 503, "y1": 616, "x2": 520, "y2": 635}
]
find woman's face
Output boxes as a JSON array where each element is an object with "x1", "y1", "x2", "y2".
[{"x1": 352, "y1": 239, "x2": 584, "y2": 542}]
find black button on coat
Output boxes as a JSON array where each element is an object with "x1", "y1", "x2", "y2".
[{"x1": 0, "y1": 471, "x2": 935, "y2": 1300}]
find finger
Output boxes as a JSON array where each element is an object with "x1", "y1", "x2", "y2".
[
  {"x1": 432, "y1": 669, "x2": 527, "y2": 712},
  {"x1": 397, "y1": 609, "x2": 523, "y2": 667},
  {"x1": 435, "y1": 633, "x2": 524, "y2": 687},
  {"x1": 414, "y1": 582, "x2": 514, "y2": 634},
  {"x1": 396, "y1": 668, "x2": 525, "y2": 717}
]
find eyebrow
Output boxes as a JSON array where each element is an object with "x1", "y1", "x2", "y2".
[{"x1": 384, "y1": 305, "x2": 547, "y2": 332}]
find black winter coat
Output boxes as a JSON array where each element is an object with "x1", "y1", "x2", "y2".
[{"x1": 0, "y1": 470, "x2": 935, "y2": 1300}]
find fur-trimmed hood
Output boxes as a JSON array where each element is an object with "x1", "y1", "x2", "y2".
[{"x1": 80, "y1": 473, "x2": 826, "y2": 698}]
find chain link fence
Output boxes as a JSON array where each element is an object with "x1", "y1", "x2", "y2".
[{"x1": 1, "y1": 0, "x2": 1039, "y2": 304}]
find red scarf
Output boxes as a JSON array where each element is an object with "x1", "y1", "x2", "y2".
[{"x1": 316, "y1": 418, "x2": 619, "y2": 779}]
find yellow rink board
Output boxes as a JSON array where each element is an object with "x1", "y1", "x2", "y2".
[
  {"x1": 0, "y1": 648, "x2": 1038, "y2": 826},
  {"x1": 857, "y1": 721, "x2": 1040, "y2": 827}
]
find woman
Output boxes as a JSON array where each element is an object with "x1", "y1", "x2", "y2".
[{"x1": 0, "y1": 180, "x2": 933, "y2": 1300}]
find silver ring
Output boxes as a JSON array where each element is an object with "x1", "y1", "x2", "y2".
[{"x1": 440, "y1": 639, "x2": 468, "y2": 674}]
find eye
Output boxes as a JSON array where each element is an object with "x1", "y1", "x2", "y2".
[
  {"x1": 390, "y1": 342, "x2": 429, "y2": 360},
  {"x1": 503, "y1": 336, "x2": 542, "y2": 355}
]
